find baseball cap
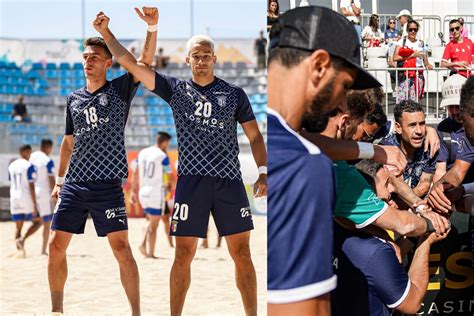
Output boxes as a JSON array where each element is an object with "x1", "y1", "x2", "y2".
[
  {"x1": 269, "y1": 6, "x2": 381, "y2": 90},
  {"x1": 440, "y1": 74, "x2": 467, "y2": 108},
  {"x1": 397, "y1": 9, "x2": 411, "y2": 18}
]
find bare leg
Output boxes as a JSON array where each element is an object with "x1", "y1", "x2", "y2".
[
  {"x1": 108, "y1": 230, "x2": 140, "y2": 316},
  {"x1": 139, "y1": 215, "x2": 149, "y2": 256},
  {"x1": 48, "y1": 230, "x2": 73, "y2": 313},
  {"x1": 19, "y1": 219, "x2": 42, "y2": 251},
  {"x1": 162, "y1": 214, "x2": 174, "y2": 247},
  {"x1": 147, "y1": 215, "x2": 161, "y2": 258},
  {"x1": 225, "y1": 231, "x2": 257, "y2": 316},
  {"x1": 170, "y1": 237, "x2": 198, "y2": 316},
  {"x1": 201, "y1": 237, "x2": 209, "y2": 248},
  {"x1": 216, "y1": 236, "x2": 222, "y2": 248},
  {"x1": 42, "y1": 220, "x2": 51, "y2": 255},
  {"x1": 15, "y1": 221, "x2": 24, "y2": 249}
]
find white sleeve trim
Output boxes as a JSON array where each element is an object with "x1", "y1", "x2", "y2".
[
  {"x1": 355, "y1": 202, "x2": 389, "y2": 229},
  {"x1": 268, "y1": 275, "x2": 337, "y2": 304},
  {"x1": 387, "y1": 279, "x2": 411, "y2": 308}
]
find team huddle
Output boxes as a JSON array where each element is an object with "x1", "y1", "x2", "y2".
[
  {"x1": 268, "y1": 6, "x2": 473, "y2": 316},
  {"x1": 8, "y1": 6, "x2": 266, "y2": 316}
]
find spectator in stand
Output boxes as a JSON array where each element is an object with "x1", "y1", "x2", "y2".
[
  {"x1": 459, "y1": 17, "x2": 470, "y2": 39},
  {"x1": 153, "y1": 47, "x2": 170, "y2": 69},
  {"x1": 267, "y1": 0, "x2": 279, "y2": 33},
  {"x1": 397, "y1": 9, "x2": 412, "y2": 39},
  {"x1": 441, "y1": 18, "x2": 474, "y2": 78},
  {"x1": 340, "y1": 0, "x2": 362, "y2": 44},
  {"x1": 254, "y1": 30, "x2": 267, "y2": 69},
  {"x1": 362, "y1": 14, "x2": 384, "y2": 47},
  {"x1": 12, "y1": 95, "x2": 30, "y2": 123},
  {"x1": 384, "y1": 18, "x2": 399, "y2": 44},
  {"x1": 393, "y1": 20, "x2": 433, "y2": 103}
]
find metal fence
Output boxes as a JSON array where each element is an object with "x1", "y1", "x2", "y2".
[{"x1": 364, "y1": 66, "x2": 468, "y2": 121}]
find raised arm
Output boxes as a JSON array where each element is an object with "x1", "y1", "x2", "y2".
[
  {"x1": 93, "y1": 11, "x2": 156, "y2": 90},
  {"x1": 135, "y1": 7, "x2": 158, "y2": 67}
]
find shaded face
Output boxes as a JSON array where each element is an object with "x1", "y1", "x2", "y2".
[
  {"x1": 389, "y1": 20, "x2": 396, "y2": 30},
  {"x1": 82, "y1": 45, "x2": 112, "y2": 79},
  {"x1": 352, "y1": 121, "x2": 380, "y2": 142},
  {"x1": 301, "y1": 65, "x2": 357, "y2": 132},
  {"x1": 159, "y1": 140, "x2": 170, "y2": 151},
  {"x1": 447, "y1": 104, "x2": 462, "y2": 123},
  {"x1": 449, "y1": 22, "x2": 461, "y2": 40},
  {"x1": 270, "y1": 2, "x2": 277, "y2": 13},
  {"x1": 186, "y1": 44, "x2": 216, "y2": 78},
  {"x1": 407, "y1": 23, "x2": 418, "y2": 40},
  {"x1": 399, "y1": 15, "x2": 408, "y2": 25},
  {"x1": 43, "y1": 145, "x2": 53, "y2": 156},
  {"x1": 21, "y1": 149, "x2": 32, "y2": 160},
  {"x1": 396, "y1": 111, "x2": 426, "y2": 149},
  {"x1": 462, "y1": 112, "x2": 474, "y2": 145}
]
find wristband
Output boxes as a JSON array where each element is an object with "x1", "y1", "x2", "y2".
[
  {"x1": 147, "y1": 24, "x2": 158, "y2": 32},
  {"x1": 357, "y1": 142, "x2": 375, "y2": 159},
  {"x1": 56, "y1": 177, "x2": 64, "y2": 185},
  {"x1": 258, "y1": 166, "x2": 267, "y2": 175},
  {"x1": 462, "y1": 182, "x2": 474, "y2": 195}
]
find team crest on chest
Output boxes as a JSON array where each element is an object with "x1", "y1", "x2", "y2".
[
  {"x1": 98, "y1": 94, "x2": 108, "y2": 106},
  {"x1": 216, "y1": 95, "x2": 226, "y2": 107}
]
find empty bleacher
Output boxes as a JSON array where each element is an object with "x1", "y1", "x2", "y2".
[{"x1": 0, "y1": 61, "x2": 267, "y2": 153}]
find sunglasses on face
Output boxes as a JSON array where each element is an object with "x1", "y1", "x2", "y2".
[
  {"x1": 389, "y1": 21, "x2": 395, "y2": 24},
  {"x1": 408, "y1": 28, "x2": 418, "y2": 33},
  {"x1": 450, "y1": 26, "x2": 461, "y2": 32}
]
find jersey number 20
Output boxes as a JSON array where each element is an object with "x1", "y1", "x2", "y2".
[
  {"x1": 83, "y1": 107, "x2": 98, "y2": 125},
  {"x1": 194, "y1": 101, "x2": 212, "y2": 118},
  {"x1": 173, "y1": 203, "x2": 189, "y2": 221}
]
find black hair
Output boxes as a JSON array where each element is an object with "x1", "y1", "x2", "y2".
[
  {"x1": 41, "y1": 138, "x2": 53, "y2": 148},
  {"x1": 394, "y1": 100, "x2": 424, "y2": 123},
  {"x1": 157, "y1": 132, "x2": 172, "y2": 144},
  {"x1": 450, "y1": 18, "x2": 461, "y2": 25},
  {"x1": 369, "y1": 14, "x2": 379, "y2": 29},
  {"x1": 19, "y1": 144, "x2": 32, "y2": 153},
  {"x1": 460, "y1": 76, "x2": 474, "y2": 116},
  {"x1": 366, "y1": 105, "x2": 388, "y2": 126},
  {"x1": 84, "y1": 37, "x2": 112, "y2": 59},
  {"x1": 406, "y1": 19, "x2": 419, "y2": 29}
]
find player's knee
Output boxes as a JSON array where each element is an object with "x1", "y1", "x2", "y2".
[
  {"x1": 111, "y1": 239, "x2": 133, "y2": 261},
  {"x1": 230, "y1": 244, "x2": 252, "y2": 264},
  {"x1": 48, "y1": 238, "x2": 66, "y2": 259},
  {"x1": 174, "y1": 245, "x2": 195, "y2": 264}
]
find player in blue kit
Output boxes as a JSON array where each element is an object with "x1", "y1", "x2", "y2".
[
  {"x1": 266, "y1": 6, "x2": 386, "y2": 316},
  {"x1": 94, "y1": 9, "x2": 267, "y2": 316},
  {"x1": 48, "y1": 7, "x2": 159, "y2": 315},
  {"x1": 332, "y1": 223, "x2": 448, "y2": 316}
]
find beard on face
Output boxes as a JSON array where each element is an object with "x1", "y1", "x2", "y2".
[{"x1": 301, "y1": 76, "x2": 336, "y2": 133}]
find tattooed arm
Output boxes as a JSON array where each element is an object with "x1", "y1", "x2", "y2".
[
  {"x1": 413, "y1": 172, "x2": 433, "y2": 198},
  {"x1": 136, "y1": 7, "x2": 158, "y2": 67}
]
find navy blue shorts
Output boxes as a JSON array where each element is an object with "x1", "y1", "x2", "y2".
[
  {"x1": 171, "y1": 175, "x2": 253, "y2": 238},
  {"x1": 11, "y1": 213, "x2": 33, "y2": 222},
  {"x1": 51, "y1": 181, "x2": 128, "y2": 237}
]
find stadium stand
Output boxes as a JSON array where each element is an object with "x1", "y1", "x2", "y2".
[{"x1": 0, "y1": 60, "x2": 267, "y2": 153}]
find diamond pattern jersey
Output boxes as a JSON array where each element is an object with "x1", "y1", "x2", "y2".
[
  {"x1": 64, "y1": 74, "x2": 138, "y2": 183},
  {"x1": 152, "y1": 73, "x2": 255, "y2": 181}
]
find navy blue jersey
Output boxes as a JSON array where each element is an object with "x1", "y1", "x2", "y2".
[
  {"x1": 65, "y1": 74, "x2": 138, "y2": 183},
  {"x1": 437, "y1": 127, "x2": 474, "y2": 183},
  {"x1": 380, "y1": 133, "x2": 437, "y2": 188},
  {"x1": 267, "y1": 109, "x2": 337, "y2": 303},
  {"x1": 151, "y1": 73, "x2": 255, "y2": 181},
  {"x1": 332, "y1": 224, "x2": 410, "y2": 316}
]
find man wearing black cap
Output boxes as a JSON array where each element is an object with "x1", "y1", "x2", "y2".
[{"x1": 267, "y1": 6, "x2": 406, "y2": 315}]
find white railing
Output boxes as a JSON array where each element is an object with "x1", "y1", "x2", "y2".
[{"x1": 365, "y1": 67, "x2": 471, "y2": 119}]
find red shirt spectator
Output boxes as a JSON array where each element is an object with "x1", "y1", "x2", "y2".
[{"x1": 441, "y1": 19, "x2": 474, "y2": 77}]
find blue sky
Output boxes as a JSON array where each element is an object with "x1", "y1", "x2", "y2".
[{"x1": 0, "y1": 0, "x2": 266, "y2": 39}]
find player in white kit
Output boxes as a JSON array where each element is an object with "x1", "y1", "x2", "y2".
[
  {"x1": 30, "y1": 139, "x2": 55, "y2": 255},
  {"x1": 8, "y1": 144, "x2": 42, "y2": 254},
  {"x1": 131, "y1": 132, "x2": 174, "y2": 258}
]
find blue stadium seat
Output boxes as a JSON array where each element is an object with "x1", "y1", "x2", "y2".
[
  {"x1": 148, "y1": 116, "x2": 161, "y2": 125},
  {"x1": 146, "y1": 97, "x2": 159, "y2": 106},
  {"x1": 164, "y1": 116, "x2": 174, "y2": 125},
  {"x1": 26, "y1": 70, "x2": 40, "y2": 79},
  {"x1": 46, "y1": 63, "x2": 57, "y2": 70},
  {"x1": 146, "y1": 106, "x2": 160, "y2": 115},
  {"x1": 73, "y1": 69, "x2": 83, "y2": 78},
  {"x1": 60, "y1": 70, "x2": 72, "y2": 78},
  {"x1": 73, "y1": 63, "x2": 82, "y2": 70},
  {"x1": 45, "y1": 70, "x2": 58, "y2": 79},
  {"x1": 256, "y1": 113, "x2": 267, "y2": 122},
  {"x1": 32, "y1": 63, "x2": 44, "y2": 70},
  {"x1": 60, "y1": 88, "x2": 71, "y2": 96},
  {"x1": 35, "y1": 87, "x2": 46, "y2": 96},
  {"x1": 60, "y1": 78, "x2": 72, "y2": 87},
  {"x1": 136, "y1": 88, "x2": 143, "y2": 96},
  {"x1": 0, "y1": 114, "x2": 10, "y2": 122},
  {"x1": 59, "y1": 63, "x2": 71, "y2": 70}
]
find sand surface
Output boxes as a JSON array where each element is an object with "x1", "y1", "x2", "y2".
[{"x1": 0, "y1": 216, "x2": 267, "y2": 316}]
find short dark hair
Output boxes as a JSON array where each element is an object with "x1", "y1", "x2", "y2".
[
  {"x1": 84, "y1": 37, "x2": 112, "y2": 59},
  {"x1": 394, "y1": 100, "x2": 424, "y2": 123},
  {"x1": 356, "y1": 159, "x2": 383, "y2": 179},
  {"x1": 347, "y1": 88, "x2": 384, "y2": 122},
  {"x1": 366, "y1": 105, "x2": 387, "y2": 126},
  {"x1": 19, "y1": 144, "x2": 32, "y2": 153},
  {"x1": 41, "y1": 138, "x2": 53, "y2": 148},
  {"x1": 460, "y1": 76, "x2": 474, "y2": 116},
  {"x1": 450, "y1": 18, "x2": 461, "y2": 25},
  {"x1": 406, "y1": 19, "x2": 420, "y2": 29},
  {"x1": 157, "y1": 132, "x2": 172, "y2": 144}
]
